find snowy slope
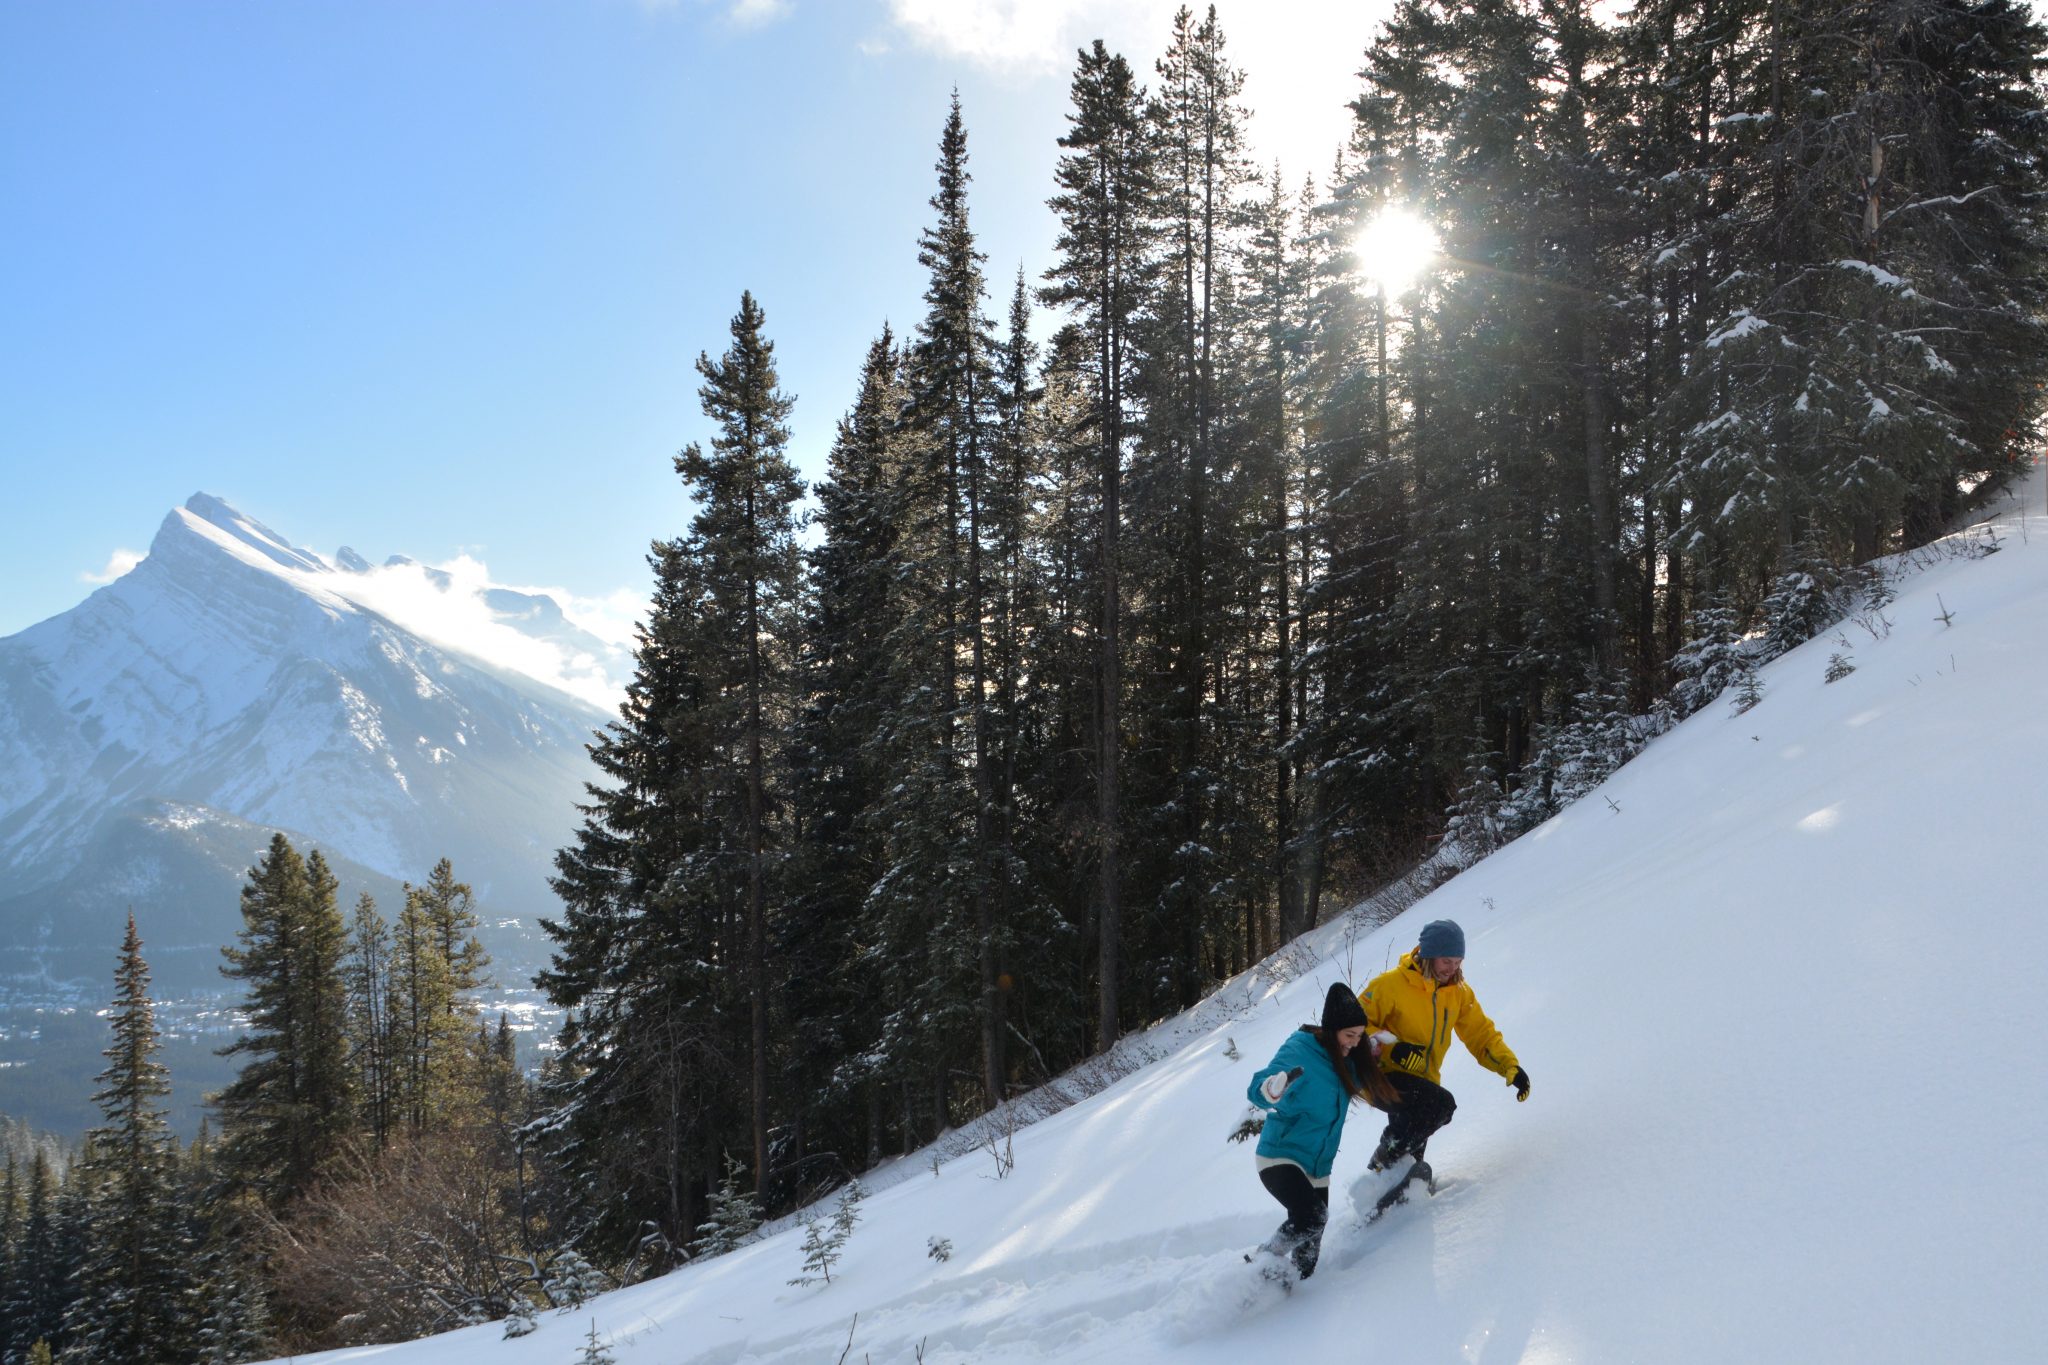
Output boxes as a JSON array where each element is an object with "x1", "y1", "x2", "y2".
[
  {"x1": 278, "y1": 465, "x2": 2048, "y2": 1365},
  {"x1": 0, "y1": 495, "x2": 608, "y2": 992}
]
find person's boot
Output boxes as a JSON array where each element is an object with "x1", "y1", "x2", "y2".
[
  {"x1": 1291, "y1": 1232, "x2": 1321, "y2": 1280},
  {"x1": 1367, "y1": 1127, "x2": 1405, "y2": 1172}
]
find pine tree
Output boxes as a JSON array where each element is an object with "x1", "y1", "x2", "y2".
[
  {"x1": 64, "y1": 915, "x2": 194, "y2": 1364},
  {"x1": 390, "y1": 860, "x2": 488, "y2": 1132},
  {"x1": 691, "y1": 1155, "x2": 761, "y2": 1259},
  {"x1": 1042, "y1": 39, "x2": 1156, "y2": 1048},
  {"x1": 1671, "y1": 596, "x2": 1750, "y2": 718},
  {"x1": 539, "y1": 293, "x2": 802, "y2": 1255},
  {"x1": 538, "y1": 536, "x2": 750, "y2": 1257},
  {"x1": 215, "y1": 837, "x2": 353, "y2": 1208},
  {"x1": 0, "y1": 1150, "x2": 20, "y2": 1360},
  {"x1": 577, "y1": 1319, "x2": 617, "y2": 1365},
  {"x1": 343, "y1": 890, "x2": 395, "y2": 1149},
  {"x1": 786, "y1": 328, "x2": 908, "y2": 1163},
  {"x1": 189, "y1": 1246, "x2": 272, "y2": 1365},
  {"x1": 677, "y1": 289, "x2": 805, "y2": 1189},
  {"x1": 788, "y1": 1215, "x2": 840, "y2": 1287},
  {"x1": 868, "y1": 93, "x2": 1006, "y2": 1118},
  {"x1": 4, "y1": 1151, "x2": 66, "y2": 1362},
  {"x1": 416, "y1": 859, "x2": 489, "y2": 1000},
  {"x1": 1239, "y1": 167, "x2": 1313, "y2": 954},
  {"x1": 1124, "y1": 4, "x2": 1258, "y2": 1011},
  {"x1": 542, "y1": 1248, "x2": 609, "y2": 1311}
]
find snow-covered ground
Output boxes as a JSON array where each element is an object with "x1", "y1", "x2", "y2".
[{"x1": 285, "y1": 462, "x2": 2048, "y2": 1365}]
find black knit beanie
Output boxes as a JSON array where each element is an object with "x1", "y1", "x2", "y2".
[{"x1": 1321, "y1": 982, "x2": 1367, "y2": 1032}]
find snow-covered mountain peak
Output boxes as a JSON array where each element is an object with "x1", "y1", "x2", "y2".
[
  {"x1": 0, "y1": 494, "x2": 609, "y2": 1001},
  {"x1": 173, "y1": 492, "x2": 335, "y2": 578}
]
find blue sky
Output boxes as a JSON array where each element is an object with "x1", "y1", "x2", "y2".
[{"x1": 1, "y1": 1, "x2": 1388, "y2": 646}]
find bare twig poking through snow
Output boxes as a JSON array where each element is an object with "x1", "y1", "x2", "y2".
[
  {"x1": 983, "y1": 1105, "x2": 1017, "y2": 1178},
  {"x1": 1935, "y1": 594, "x2": 1956, "y2": 627},
  {"x1": 833, "y1": 1314, "x2": 858, "y2": 1365}
]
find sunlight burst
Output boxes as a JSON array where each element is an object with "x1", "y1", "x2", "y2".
[{"x1": 1353, "y1": 207, "x2": 1440, "y2": 296}]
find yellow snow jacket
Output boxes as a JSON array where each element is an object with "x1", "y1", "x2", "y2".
[{"x1": 1358, "y1": 950, "x2": 1519, "y2": 1087}]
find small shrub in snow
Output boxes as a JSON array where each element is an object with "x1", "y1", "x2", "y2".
[
  {"x1": 790, "y1": 1181, "x2": 866, "y2": 1287},
  {"x1": 1761, "y1": 538, "x2": 1846, "y2": 660},
  {"x1": 790, "y1": 1215, "x2": 839, "y2": 1286},
  {"x1": 1672, "y1": 599, "x2": 1750, "y2": 718},
  {"x1": 546, "y1": 1249, "x2": 610, "y2": 1311},
  {"x1": 1730, "y1": 660, "x2": 1764, "y2": 715},
  {"x1": 1825, "y1": 653, "x2": 1856, "y2": 683},
  {"x1": 576, "y1": 1319, "x2": 615, "y2": 1364},
  {"x1": 1439, "y1": 751, "x2": 1511, "y2": 863},
  {"x1": 927, "y1": 1236, "x2": 953, "y2": 1263},
  {"x1": 831, "y1": 1179, "x2": 866, "y2": 1240},
  {"x1": 692, "y1": 1155, "x2": 762, "y2": 1259},
  {"x1": 503, "y1": 1301, "x2": 537, "y2": 1339}
]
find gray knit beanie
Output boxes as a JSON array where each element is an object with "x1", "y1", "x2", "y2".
[{"x1": 1418, "y1": 919, "x2": 1466, "y2": 959}]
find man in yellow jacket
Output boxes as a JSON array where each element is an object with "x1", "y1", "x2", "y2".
[{"x1": 1358, "y1": 919, "x2": 1529, "y2": 1171}]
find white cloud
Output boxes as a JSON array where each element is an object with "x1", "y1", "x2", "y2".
[
  {"x1": 883, "y1": 0, "x2": 1394, "y2": 175},
  {"x1": 728, "y1": 0, "x2": 792, "y2": 26},
  {"x1": 628, "y1": 0, "x2": 791, "y2": 24},
  {"x1": 81, "y1": 548, "x2": 144, "y2": 584},
  {"x1": 886, "y1": 0, "x2": 1097, "y2": 76},
  {"x1": 321, "y1": 555, "x2": 641, "y2": 713}
]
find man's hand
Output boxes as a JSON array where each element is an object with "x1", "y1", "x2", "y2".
[
  {"x1": 1511, "y1": 1067, "x2": 1530, "y2": 1102},
  {"x1": 1260, "y1": 1066, "x2": 1304, "y2": 1103},
  {"x1": 1388, "y1": 1042, "x2": 1428, "y2": 1074}
]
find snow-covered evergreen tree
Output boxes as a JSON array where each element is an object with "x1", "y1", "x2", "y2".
[
  {"x1": 216, "y1": 837, "x2": 354, "y2": 1209},
  {"x1": 1670, "y1": 598, "x2": 1750, "y2": 719},
  {"x1": 691, "y1": 1156, "x2": 763, "y2": 1259},
  {"x1": 501, "y1": 1300, "x2": 537, "y2": 1339},
  {"x1": 788, "y1": 1215, "x2": 839, "y2": 1288},
  {"x1": 64, "y1": 915, "x2": 196, "y2": 1365},
  {"x1": 545, "y1": 1248, "x2": 611, "y2": 1312},
  {"x1": 575, "y1": 1319, "x2": 616, "y2": 1365}
]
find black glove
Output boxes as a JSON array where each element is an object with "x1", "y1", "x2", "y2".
[
  {"x1": 1388, "y1": 1042, "x2": 1427, "y2": 1074},
  {"x1": 1511, "y1": 1067, "x2": 1530, "y2": 1102}
]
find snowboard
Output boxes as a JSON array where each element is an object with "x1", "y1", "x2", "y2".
[
  {"x1": 1241, "y1": 1230, "x2": 1308, "y2": 1292},
  {"x1": 1363, "y1": 1156, "x2": 1438, "y2": 1224}
]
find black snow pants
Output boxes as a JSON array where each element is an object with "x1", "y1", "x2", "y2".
[
  {"x1": 1258, "y1": 1164, "x2": 1331, "y2": 1277},
  {"x1": 1377, "y1": 1071, "x2": 1457, "y2": 1160}
]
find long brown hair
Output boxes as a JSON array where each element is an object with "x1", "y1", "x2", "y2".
[{"x1": 1311, "y1": 1026, "x2": 1401, "y2": 1109}]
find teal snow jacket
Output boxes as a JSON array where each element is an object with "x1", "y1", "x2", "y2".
[{"x1": 1247, "y1": 1027, "x2": 1358, "y2": 1180}]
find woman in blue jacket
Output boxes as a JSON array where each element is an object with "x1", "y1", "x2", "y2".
[{"x1": 1246, "y1": 983, "x2": 1397, "y2": 1277}]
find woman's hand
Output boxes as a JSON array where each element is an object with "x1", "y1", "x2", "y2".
[{"x1": 1259, "y1": 1066, "x2": 1304, "y2": 1103}]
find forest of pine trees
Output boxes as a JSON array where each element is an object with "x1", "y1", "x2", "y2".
[
  {"x1": 0, "y1": 842, "x2": 564, "y2": 1360},
  {"x1": 5, "y1": 3, "x2": 2046, "y2": 1359},
  {"x1": 538, "y1": 0, "x2": 2048, "y2": 1270}
]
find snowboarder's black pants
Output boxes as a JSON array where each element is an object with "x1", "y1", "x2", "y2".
[
  {"x1": 1378, "y1": 1072, "x2": 1456, "y2": 1157},
  {"x1": 1258, "y1": 1164, "x2": 1329, "y2": 1275}
]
